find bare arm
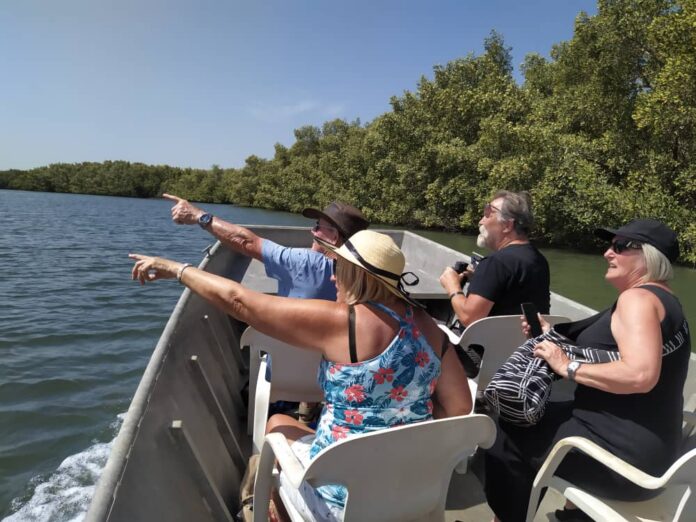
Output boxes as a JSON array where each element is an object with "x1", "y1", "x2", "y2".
[
  {"x1": 439, "y1": 267, "x2": 494, "y2": 326},
  {"x1": 534, "y1": 288, "x2": 664, "y2": 394},
  {"x1": 162, "y1": 193, "x2": 264, "y2": 261},
  {"x1": 129, "y1": 254, "x2": 344, "y2": 352}
]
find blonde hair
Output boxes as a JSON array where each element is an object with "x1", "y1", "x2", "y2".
[
  {"x1": 641, "y1": 243, "x2": 673, "y2": 282},
  {"x1": 336, "y1": 258, "x2": 395, "y2": 305}
]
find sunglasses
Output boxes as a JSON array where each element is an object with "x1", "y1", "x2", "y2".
[
  {"x1": 610, "y1": 238, "x2": 643, "y2": 254},
  {"x1": 312, "y1": 222, "x2": 338, "y2": 234},
  {"x1": 331, "y1": 258, "x2": 337, "y2": 276},
  {"x1": 483, "y1": 203, "x2": 502, "y2": 218}
]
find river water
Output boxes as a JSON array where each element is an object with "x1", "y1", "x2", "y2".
[{"x1": 1, "y1": 189, "x2": 694, "y2": 520}]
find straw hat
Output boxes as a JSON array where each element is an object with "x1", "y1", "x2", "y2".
[{"x1": 316, "y1": 230, "x2": 423, "y2": 307}]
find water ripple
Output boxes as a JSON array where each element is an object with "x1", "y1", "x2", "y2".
[{"x1": 1, "y1": 190, "x2": 312, "y2": 519}]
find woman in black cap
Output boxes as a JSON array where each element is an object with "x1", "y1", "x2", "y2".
[{"x1": 484, "y1": 219, "x2": 691, "y2": 522}]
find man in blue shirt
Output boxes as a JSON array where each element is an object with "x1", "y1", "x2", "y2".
[{"x1": 163, "y1": 194, "x2": 369, "y2": 300}]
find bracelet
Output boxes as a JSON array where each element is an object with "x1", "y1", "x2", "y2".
[
  {"x1": 449, "y1": 291, "x2": 465, "y2": 300},
  {"x1": 177, "y1": 263, "x2": 192, "y2": 283}
]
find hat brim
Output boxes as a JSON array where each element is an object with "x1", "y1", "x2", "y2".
[
  {"x1": 302, "y1": 208, "x2": 346, "y2": 238},
  {"x1": 315, "y1": 236, "x2": 425, "y2": 309},
  {"x1": 594, "y1": 227, "x2": 649, "y2": 245},
  {"x1": 594, "y1": 227, "x2": 618, "y2": 242}
]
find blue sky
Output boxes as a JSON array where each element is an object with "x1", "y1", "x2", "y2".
[{"x1": 0, "y1": 1, "x2": 596, "y2": 171}]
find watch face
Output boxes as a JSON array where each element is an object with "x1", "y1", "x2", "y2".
[
  {"x1": 568, "y1": 361, "x2": 580, "y2": 380},
  {"x1": 199, "y1": 213, "x2": 213, "y2": 227}
]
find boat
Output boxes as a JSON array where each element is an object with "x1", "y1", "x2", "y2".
[{"x1": 85, "y1": 226, "x2": 696, "y2": 521}]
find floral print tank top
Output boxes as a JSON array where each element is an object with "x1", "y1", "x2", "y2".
[{"x1": 309, "y1": 301, "x2": 442, "y2": 508}]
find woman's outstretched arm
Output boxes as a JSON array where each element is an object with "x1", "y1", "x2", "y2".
[{"x1": 129, "y1": 254, "x2": 346, "y2": 353}]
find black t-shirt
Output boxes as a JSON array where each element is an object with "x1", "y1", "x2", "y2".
[{"x1": 466, "y1": 243, "x2": 550, "y2": 316}]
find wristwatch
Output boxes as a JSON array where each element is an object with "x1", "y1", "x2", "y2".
[
  {"x1": 198, "y1": 213, "x2": 213, "y2": 229},
  {"x1": 567, "y1": 360, "x2": 582, "y2": 381}
]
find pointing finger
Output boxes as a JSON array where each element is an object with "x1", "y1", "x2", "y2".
[{"x1": 162, "y1": 193, "x2": 183, "y2": 203}]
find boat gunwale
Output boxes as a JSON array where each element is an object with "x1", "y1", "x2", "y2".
[{"x1": 85, "y1": 242, "x2": 221, "y2": 522}]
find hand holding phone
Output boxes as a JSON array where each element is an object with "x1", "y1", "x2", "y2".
[{"x1": 521, "y1": 302, "x2": 543, "y2": 337}]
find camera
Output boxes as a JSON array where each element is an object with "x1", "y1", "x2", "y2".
[
  {"x1": 452, "y1": 261, "x2": 469, "y2": 274},
  {"x1": 470, "y1": 252, "x2": 483, "y2": 269}
]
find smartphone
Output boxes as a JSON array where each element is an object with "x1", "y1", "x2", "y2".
[
  {"x1": 521, "y1": 302, "x2": 543, "y2": 337},
  {"x1": 470, "y1": 252, "x2": 483, "y2": 269}
]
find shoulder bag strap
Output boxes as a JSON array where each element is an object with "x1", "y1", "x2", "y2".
[{"x1": 348, "y1": 305, "x2": 358, "y2": 363}]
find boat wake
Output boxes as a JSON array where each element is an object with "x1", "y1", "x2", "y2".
[{"x1": 3, "y1": 415, "x2": 123, "y2": 522}]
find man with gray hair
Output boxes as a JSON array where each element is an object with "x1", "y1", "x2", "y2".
[{"x1": 440, "y1": 190, "x2": 550, "y2": 327}]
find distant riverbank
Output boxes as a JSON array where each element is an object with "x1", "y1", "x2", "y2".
[{"x1": 2, "y1": 157, "x2": 694, "y2": 267}]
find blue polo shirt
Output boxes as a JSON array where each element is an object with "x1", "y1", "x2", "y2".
[{"x1": 261, "y1": 239, "x2": 336, "y2": 301}]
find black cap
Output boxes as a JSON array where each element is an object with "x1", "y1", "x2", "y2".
[
  {"x1": 594, "y1": 219, "x2": 679, "y2": 262},
  {"x1": 302, "y1": 201, "x2": 369, "y2": 240}
]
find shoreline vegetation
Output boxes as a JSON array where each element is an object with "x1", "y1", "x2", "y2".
[{"x1": 2, "y1": 1, "x2": 694, "y2": 263}]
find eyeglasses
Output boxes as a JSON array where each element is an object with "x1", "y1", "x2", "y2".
[
  {"x1": 610, "y1": 238, "x2": 643, "y2": 254},
  {"x1": 331, "y1": 258, "x2": 337, "y2": 276},
  {"x1": 483, "y1": 203, "x2": 502, "y2": 218}
]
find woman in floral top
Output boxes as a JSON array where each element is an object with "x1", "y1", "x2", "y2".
[
  {"x1": 267, "y1": 230, "x2": 472, "y2": 520},
  {"x1": 129, "y1": 230, "x2": 471, "y2": 522}
]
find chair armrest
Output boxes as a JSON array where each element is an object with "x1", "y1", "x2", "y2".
[
  {"x1": 437, "y1": 322, "x2": 463, "y2": 345},
  {"x1": 264, "y1": 433, "x2": 307, "y2": 488},
  {"x1": 539, "y1": 436, "x2": 663, "y2": 489},
  {"x1": 253, "y1": 433, "x2": 307, "y2": 522},
  {"x1": 525, "y1": 436, "x2": 663, "y2": 522}
]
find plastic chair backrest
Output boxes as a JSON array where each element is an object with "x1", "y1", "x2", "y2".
[
  {"x1": 241, "y1": 327, "x2": 324, "y2": 402},
  {"x1": 302, "y1": 414, "x2": 497, "y2": 522},
  {"x1": 461, "y1": 315, "x2": 569, "y2": 391},
  {"x1": 241, "y1": 327, "x2": 324, "y2": 453}
]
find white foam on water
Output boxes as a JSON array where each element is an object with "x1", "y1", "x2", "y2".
[{"x1": 3, "y1": 415, "x2": 124, "y2": 522}]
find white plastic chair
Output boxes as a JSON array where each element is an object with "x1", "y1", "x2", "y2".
[
  {"x1": 525, "y1": 409, "x2": 696, "y2": 522},
  {"x1": 240, "y1": 327, "x2": 324, "y2": 454},
  {"x1": 439, "y1": 314, "x2": 569, "y2": 398},
  {"x1": 253, "y1": 413, "x2": 497, "y2": 522},
  {"x1": 440, "y1": 315, "x2": 570, "y2": 474}
]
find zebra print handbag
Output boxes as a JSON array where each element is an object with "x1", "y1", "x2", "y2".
[{"x1": 482, "y1": 329, "x2": 619, "y2": 426}]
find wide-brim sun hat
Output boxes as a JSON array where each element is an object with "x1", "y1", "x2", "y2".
[
  {"x1": 302, "y1": 201, "x2": 369, "y2": 240},
  {"x1": 594, "y1": 218, "x2": 679, "y2": 262},
  {"x1": 315, "y1": 230, "x2": 424, "y2": 308}
]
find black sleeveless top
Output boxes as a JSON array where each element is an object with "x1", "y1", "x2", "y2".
[{"x1": 556, "y1": 285, "x2": 691, "y2": 475}]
